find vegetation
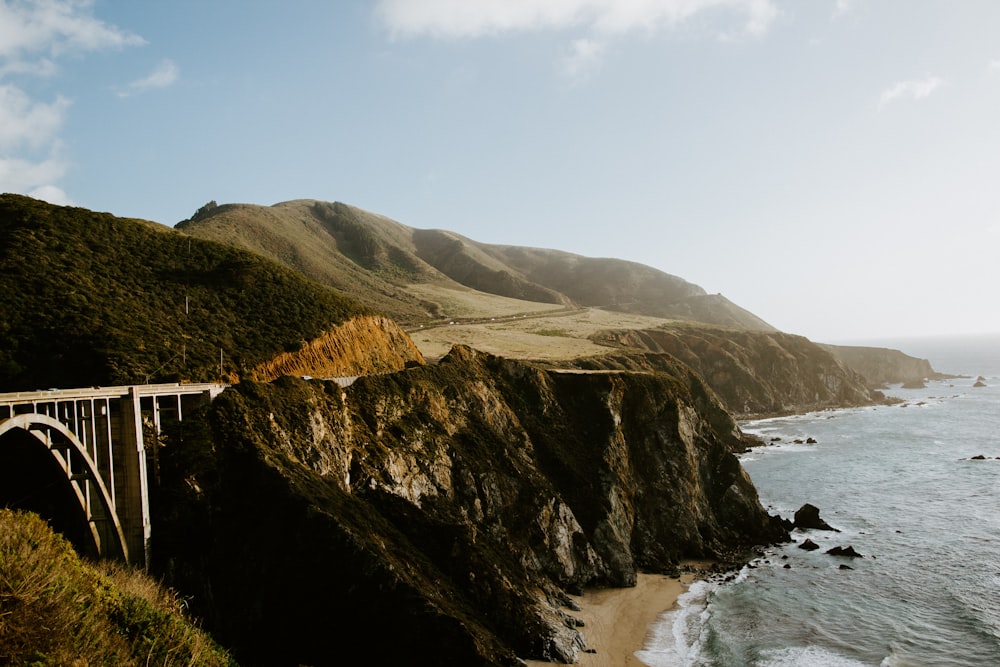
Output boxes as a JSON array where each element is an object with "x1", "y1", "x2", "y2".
[
  {"x1": 0, "y1": 509, "x2": 234, "y2": 666},
  {"x1": 0, "y1": 195, "x2": 369, "y2": 391}
]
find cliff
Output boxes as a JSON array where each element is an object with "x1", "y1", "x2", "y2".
[
  {"x1": 821, "y1": 344, "x2": 943, "y2": 388},
  {"x1": 153, "y1": 347, "x2": 787, "y2": 666},
  {"x1": 585, "y1": 326, "x2": 886, "y2": 417},
  {"x1": 248, "y1": 315, "x2": 425, "y2": 381}
]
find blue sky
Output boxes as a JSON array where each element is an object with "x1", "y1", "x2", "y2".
[{"x1": 2, "y1": 1, "x2": 1000, "y2": 342}]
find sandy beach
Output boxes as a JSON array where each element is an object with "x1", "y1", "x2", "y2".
[{"x1": 525, "y1": 572, "x2": 698, "y2": 667}]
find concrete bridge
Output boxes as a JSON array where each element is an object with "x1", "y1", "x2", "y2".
[{"x1": 0, "y1": 383, "x2": 226, "y2": 567}]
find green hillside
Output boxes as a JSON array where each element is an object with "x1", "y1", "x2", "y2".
[{"x1": 0, "y1": 195, "x2": 368, "y2": 392}]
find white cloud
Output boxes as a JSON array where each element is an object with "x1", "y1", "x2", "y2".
[
  {"x1": 0, "y1": 151, "x2": 69, "y2": 201},
  {"x1": 26, "y1": 182, "x2": 70, "y2": 204},
  {"x1": 833, "y1": 0, "x2": 853, "y2": 17},
  {"x1": 0, "y1": 0, "x2": 144, "y2": 67},
  {"x1": 0, "y1": 1, "x2": 143, "y2": 201},
  {"x1": 0, "y1": 84, "x2": 69, "y2": 150},
  {"x1": 118, "y1": 59, "x2": 179, "y2": 97},
  {"x1": 375, "y1": 0, "x2": 778, "y2": 39},
  {"x1": 560, "y1": 37, "x2": 605, "y2": 83},
  {"x1": 877, "y1": 76, "x2": 944, "y2": 111},
  {"x1": 990, "y1": 59, "x2": 1000, "y2": 72}
]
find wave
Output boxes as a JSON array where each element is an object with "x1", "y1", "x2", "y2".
[
  {"x1": 758, "y1": 645, "x2": 876, "y2": 666},
  {"x1": 634, "y1": 580, "x2": 715, "y2": 667}
]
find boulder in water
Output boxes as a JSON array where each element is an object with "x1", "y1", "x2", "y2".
[
  {"x1": 798, "y1": 539, "x2": 821, "y2": 551},
  {"x1": 793, "y1": 503, "x2": 838, "y2": 531},
  {"x1": 825, "y1": 545, "x2": 863, "y2": 558}
]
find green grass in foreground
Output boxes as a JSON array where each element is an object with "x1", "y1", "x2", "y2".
[{"x1": 0, "y1": 509, "x2": 234, "y2": 666}]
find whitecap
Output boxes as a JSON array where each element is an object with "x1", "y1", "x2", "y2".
[
  {"x1": 759, "y1": 645, "x2": 873, "y2": 667},
  {"x1": 634, "y1": 580, "x2": 715, "y2": 667}
]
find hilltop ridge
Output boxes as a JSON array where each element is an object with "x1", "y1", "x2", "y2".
[{"x1": 178, "y1": 199, "x2": 776, "y2": 331}]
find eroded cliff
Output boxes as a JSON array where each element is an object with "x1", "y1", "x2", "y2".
[{"x1": 154, "y1": 346, "x2": 786, "y2": 666}]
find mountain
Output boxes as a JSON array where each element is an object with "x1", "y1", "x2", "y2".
[
  {"x1": 177, "y1": 199, "x2": 776, "y2": 331},
  {"x1": 0, "y1": 195, "x2": 420, "y2": 392}
]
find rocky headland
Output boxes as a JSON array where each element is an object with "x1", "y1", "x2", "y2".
[
  {"x1": 820, "y1": 343, "x2": 946, "y2": 388},
  {"x1": 153, "y1": 346, "x2": 789, "y2": 666},
  {"x1": 583, "y1": 327, "x2": 890, "y2": 418}
]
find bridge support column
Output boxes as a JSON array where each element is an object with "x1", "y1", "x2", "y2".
[{"x1": 118, "y1": 386, "x2": 152, "y2": 567}]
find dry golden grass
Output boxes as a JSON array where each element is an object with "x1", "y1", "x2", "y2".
[
  {"x1": 0, "y1": 509, "x2": 233, "y2": 666},
  {"x1": 404, "y1": 282, "x2": 566, "y2": 320},
  {"x1": 410, "y1": 305, "x2": 683, "y2": 361}
]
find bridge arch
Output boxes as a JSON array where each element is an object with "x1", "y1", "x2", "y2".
[{"x1": 0, "y1": 414, "x2": 128, "y2": 561}]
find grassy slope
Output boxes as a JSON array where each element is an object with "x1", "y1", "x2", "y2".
[
  {"x1": 178, "y1": 198, "x2": 776, "y2": 332},
  {"x1": 177, "y1": 200, "x2": 448, "y2": 323},
  {"x1": 0, "y1": 509, "x2": 233, "y2": 666},
  {"x1": 0, "y1": 195, "x2": 368, "y2": 391}
]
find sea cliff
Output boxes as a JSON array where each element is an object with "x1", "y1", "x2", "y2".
[
  {"x1": 153, "y1": 346, "x2": 787, "y2": 666},
  {"x1": 820, "y1": 344, "x2": 942, "y2": 388},
  {"x1": 586, "y1": 326, "x2": 887, "y2": 417}
]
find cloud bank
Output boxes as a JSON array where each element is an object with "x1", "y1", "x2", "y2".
[
  {"x1": 376, "y1": 0, "x2": 778, "y2": 38},
  {"x1": 376, "y1": 0, "x2": 777, "y2": 84},
  {"x1": 0, "y1": 0, "x2": 143, "y2": 203}
]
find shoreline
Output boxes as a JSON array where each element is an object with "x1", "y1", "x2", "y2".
[{"x1": 525, "y1": 570, "x2": 702, "y2": 667}]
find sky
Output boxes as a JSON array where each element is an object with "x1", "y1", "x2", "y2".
[{"x1": 2, "y1": 0, "x2": 999, "y2": 343}]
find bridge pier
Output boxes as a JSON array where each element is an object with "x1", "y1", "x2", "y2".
[
  {"x1": 118, "y1": 386, "x2": 152, "y2": 567},
  {"x1": 0, "y1": 383, "x2": 226, "y2": 567}
]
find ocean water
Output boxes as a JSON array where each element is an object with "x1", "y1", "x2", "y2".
[{"x1": 638, "y1": 334, "x2": 1000, "y2": 667}]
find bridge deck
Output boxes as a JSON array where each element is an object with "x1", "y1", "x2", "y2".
[{"x1": 0, "y1": 382, "x2": 228, "y2": 404}]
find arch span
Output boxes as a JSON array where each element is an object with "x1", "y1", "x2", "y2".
[{"x1": 0, "y1": 414, "x2": 128, "y2": 561}]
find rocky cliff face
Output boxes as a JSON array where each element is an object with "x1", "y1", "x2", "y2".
[
  {"x1": 587, "y1": 327, "x2": 886, "y2": 417},
  {"x1": 248, "y1": 315, "x2": 425, "y2": 381},
  {"x1": 153, "y1": 347, "x2": 786, "y2": 666},
  {"x1": 821, "y1": 344, "x2": 942, "y2": 388}
]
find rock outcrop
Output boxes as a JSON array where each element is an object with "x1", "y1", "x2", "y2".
[
  {"x1": 825, "y1": 545, "x2": 863, "y2": 558},
  {"x1": 793, "y1": 503, "x2": 837, "y2": 531},
  {"x1": 153, "y1": 346, "x2": 787, "y2": 666},
  {"x1": 584, "y1": 327, "x2": 886, "y2": 417},
  {"x1": 248, "y1": 315, "x2": 425, "y2": 381}
]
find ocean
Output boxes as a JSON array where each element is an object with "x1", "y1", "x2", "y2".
[{"x1": 637, "y1": 334, "x2": 1000, "y2": 667}]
